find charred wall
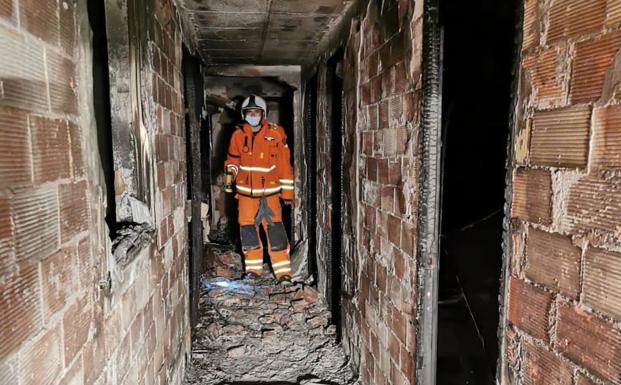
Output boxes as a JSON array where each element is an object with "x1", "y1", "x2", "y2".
[
  {"x1": 0, "y1": 0, "x2": 192, "y2": 384},
  {"x1": 501, "y1": 0, "x2": 621, "y2": 384},
  {"x1": 309, "y1": 0, "x2": 424, "y2": 383}
]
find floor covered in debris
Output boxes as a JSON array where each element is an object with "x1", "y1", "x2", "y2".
[{"x1": 183, "y1": 246, "x2": 358, "y2": 385}]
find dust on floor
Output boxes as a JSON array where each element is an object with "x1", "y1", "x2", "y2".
[{"x1": 183, "y1": 248, "x2": 359, "y2": 385}]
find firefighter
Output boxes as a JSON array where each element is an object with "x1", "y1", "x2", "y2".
[{"x1": 224, "y1": 95, "x2": 295, "y2": 283}]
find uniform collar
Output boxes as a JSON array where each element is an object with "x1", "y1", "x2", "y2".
[{"x1": 242, "y1": 119, "x2": 268, "y2": 135}]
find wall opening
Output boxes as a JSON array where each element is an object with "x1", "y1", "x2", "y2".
[
  {"x1": 87, "y1": 0, "x2": 115, "y2": 230},
  {"x1": 327, "y1": 50, "x2": 344, "y2": 340},
  {"x1": 436, "y1": 0, "x2": 518, "y2": 383},
  {"x1": 304, "y1": 74, "x2": 319, "y2": 281},
  {"x1": 182, "y1": 45, "x2": 205, "y2": 329}
]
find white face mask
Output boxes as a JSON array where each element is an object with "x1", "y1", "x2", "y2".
[{"x1": 245, "y1": 115, "x2": 261, "y2": 127}]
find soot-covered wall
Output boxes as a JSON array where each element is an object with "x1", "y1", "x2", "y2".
[{"x1": 310, "y1": 0, "x2": 424, "y2": 383}]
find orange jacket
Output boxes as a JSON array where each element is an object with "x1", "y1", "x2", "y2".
[{"x1": 224, "y1": 120, "x2": 294, "y2": 200}]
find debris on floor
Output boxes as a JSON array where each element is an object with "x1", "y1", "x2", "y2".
[{"x1": 183, "y1": 260, "x2": 359, "y2": 385}]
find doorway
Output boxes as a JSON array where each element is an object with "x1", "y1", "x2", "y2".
[
  {"x1": 182, "y1": 46, "x2": 205, "y2": 329},
  {"x1": 326, "y1": 50, "x2": 344, "y2": 340},
  {"x1": 435, "y1": 0, "x2": 518, "y2": 384}
]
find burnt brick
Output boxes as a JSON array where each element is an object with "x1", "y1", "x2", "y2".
[
  {"x1": 388, "y1": 158, "x2": 401, "y2": 185},
  {"x1": 556, "y1": 303, "x2": 621, "y2": 382},
  {"x1": 59, "y1": 0, "x2": 75, "y2": 55},
  {"x1": 571, "y1": 30, "x2": 621, "y2": 103},
  {"x1": 563, "y1": 176, "x2": 621, "y2": 237},
  {"x1": 0, "y1": 108, "x2": 32, "y2": 185},
  {"x1": 511, "y1": 168, "x2": 552, "y2": 225},
  {"x1": 0, "y1": 0, "x2": 12, "y2": 19},
  {"x1": 362, "y1": 131, "x2": 374, "y2": 155},
  {"x1": 400, "y1": 221, "x2": 415, "y2": 257},
  {"x1": 522, "y1": 0, "x2": 539, "y2": 50},
  {"x1": 76, "y1": 237, "x2": 92, "y2": 290},
  {"x1": 507, "y1": 277, "x2": 553, "y2": 341},
  {"x1": 63, "y1": 294, "x2": 91, "y2": 365},
  {"x1": 377, "y1": 158, "x2": 389, "y2": 185},
  {"x1": 379, "y1": 99, "x2": 389, "y2": 129},
  {"x1": 30, "y1": 116, "x2": 71, "y2": 183},
  {"x1": 524, "y1": 228, "x2": 581, "y2": 298},
  {"x1": 0, "y1": 196, "x2": 12, "y2": 270},
  {"x1": 607, "y1": 0, "x2": 621, "y2": 26},
  {"x1": 522, "y1": 48, "x2": 566, "y2": 102},
  {"x1": 547, "y1": 0, "x2": 606, "y2": 43},
  {"x1": 157, "y1": 162, "x2": 167, "y2": 190},
  {"x1": 387, "y1": 215, "x2": 401, "y2": 246},
  {"x1": 83, "y1": 332, "x2": 105, "y2": 385},
  {"x1": 583, "y1": 247, "x2": 621, "y2": 320},
  {"x1": 0, "y1": 262, "x2": 42, "y2": 360},
  {"x1": 529, "y1": 106, "x2": 591, "y2": 168},
  {"x1": 19, "y1": 0, "x2": 59, "y2": 45},
  {"x1": 521, "y1": 341, "x2": 573, "y2": 385},
  {"x1": 20, "y1": 324, "x2": 62, "y2": 385},
  {"x1": 380, "y1": 185, "x2": 395, "y2": 212},
  {"x1": 591, "y1": 105, "x2": 621, "y2": 171},
  {"x1": 59, "y1": 180, "x2": 89, "y2": 243},
  {"x1": 576, "y1": 374, "x2": 597, "y2": 385},
  {"x1": 0, "y1": 27, "x2": 48, "y2": 111},
  {"x1": 68, "y1": 121, "x2": 84, "y2": 177},
  {"x1": 41, "y1": 249, "x2": 76, "y2": 320},
  {"x1": 11, "y1": 187, "x2": 59, "y2": 262},
  {"x1": 47, "y1": 50, "x2": 78, "y2": 114},
  {"x1": 374, "y1": 131, "x2": 383, "y2": 154}
]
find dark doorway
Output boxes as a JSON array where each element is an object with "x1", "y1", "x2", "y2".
[
  {"x1": 326, "y1": 50, "x2": 344, "y2": 340},
  {"x1": 182, "y1": 46, "x2": 204, "y2": 329},
  {"x1": 437, "y1": 0, "x2": 518, "y2": 384},
  {"x1": 304, "y1": 74, "x2": 319, "y2": 281},
  {"x1": 87, "y1": 0, "x2": 115, "y2": 231}
]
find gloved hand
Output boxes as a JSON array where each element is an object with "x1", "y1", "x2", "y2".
[{"x1": 224, "y1": 172, "x2": 234, "y2": 193}]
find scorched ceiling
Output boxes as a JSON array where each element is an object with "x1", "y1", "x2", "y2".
[{"x1": 177, "y1": 0, "x2": 353, "y2": 65}]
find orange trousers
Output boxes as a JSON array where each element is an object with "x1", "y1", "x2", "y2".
[{"x1": 238, "y1": 194, "x2": 291, "y2": 278}]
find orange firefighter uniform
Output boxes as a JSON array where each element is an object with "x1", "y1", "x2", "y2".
[{"x1": 224, "y1": 119, "x2": 294, "y2": 279}]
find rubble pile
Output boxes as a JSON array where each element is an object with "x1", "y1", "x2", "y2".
[
  {"x1": 184, "y1": 258, "x2": 358, "y2": 385},
  {"x1": 203, "y1": 245, "x2": 245, "y2": 279}
]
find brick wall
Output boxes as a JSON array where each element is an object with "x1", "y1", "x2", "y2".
[
  {"x1": 502, "y1": 0, "x2": 621, "y2": 384},
  {"x1": 312, "y1": 0, "x2": 424, "y2": 383},
  {"x1": 0, "y1": 0, "x2": 190, "y2": 384}
]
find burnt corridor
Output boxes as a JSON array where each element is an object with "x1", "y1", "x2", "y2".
[{"x1": 2, "y1": 1, "x2": 621, "y2": 385}]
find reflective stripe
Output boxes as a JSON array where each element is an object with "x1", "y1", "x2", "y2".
[
  {"x1": 246, "y1": 266, "x2": 263, "y2": 271},
  {"x1": 281, "y1": 185, "x2": 294, "y2": 190},
  {"x1": 239, "y1": 165, "x2": 276, "y2": 172},
  {"x1": 237, "y1": 185, "x2": 282, "y2": 195},
  {"x1": 245, "y1": 259, "x2": 263, "y2": 265},
  {"x1": 274, "y1": 267, "x2": 291, "y2": 275},
  {"x1": 272, "y1": 260, "x2": 290, "y2": 268},
  {"x1": 279, "y1": 179, "x2": 294, "y2": 184}
]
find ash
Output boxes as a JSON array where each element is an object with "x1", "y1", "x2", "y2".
[{"x1": 184, "y1": 249, "x2": 359, "y2": 385}]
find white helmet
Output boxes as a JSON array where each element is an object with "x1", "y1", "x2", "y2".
[{"x1": 241, "y1": 95, "x2": 267, "y2": 118}]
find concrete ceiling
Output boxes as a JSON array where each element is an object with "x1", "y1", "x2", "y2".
[{"x1": 178, "y1": 0, "x2": 353, "y2": 65}]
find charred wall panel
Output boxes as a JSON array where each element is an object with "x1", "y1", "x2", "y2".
[
  {"x1": 311, "y1": 0, "x2": 425, "y2": 383},
  {"x1": 501, "y1": 1, "x2": 621, "y2": 384},
  {"x1": 0, "y1": 1, "x2": 193, "y2": 384}
]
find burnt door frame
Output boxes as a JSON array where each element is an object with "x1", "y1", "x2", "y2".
[
  {"x1": 416, "y1": 0, "x2": 524, "y2": 383},
  {"x1": 416, "y1": 0, "x2": 443, "y2": 383},
  {"x1": 326, "y1": 49, "x2": 345, "y2": 340},
  {"x1": 182, "y1": 46, "x2": 204, "y2": 330},
  {"x1": 304, "y1": 74, "x2": 319, "y2": 281}
]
